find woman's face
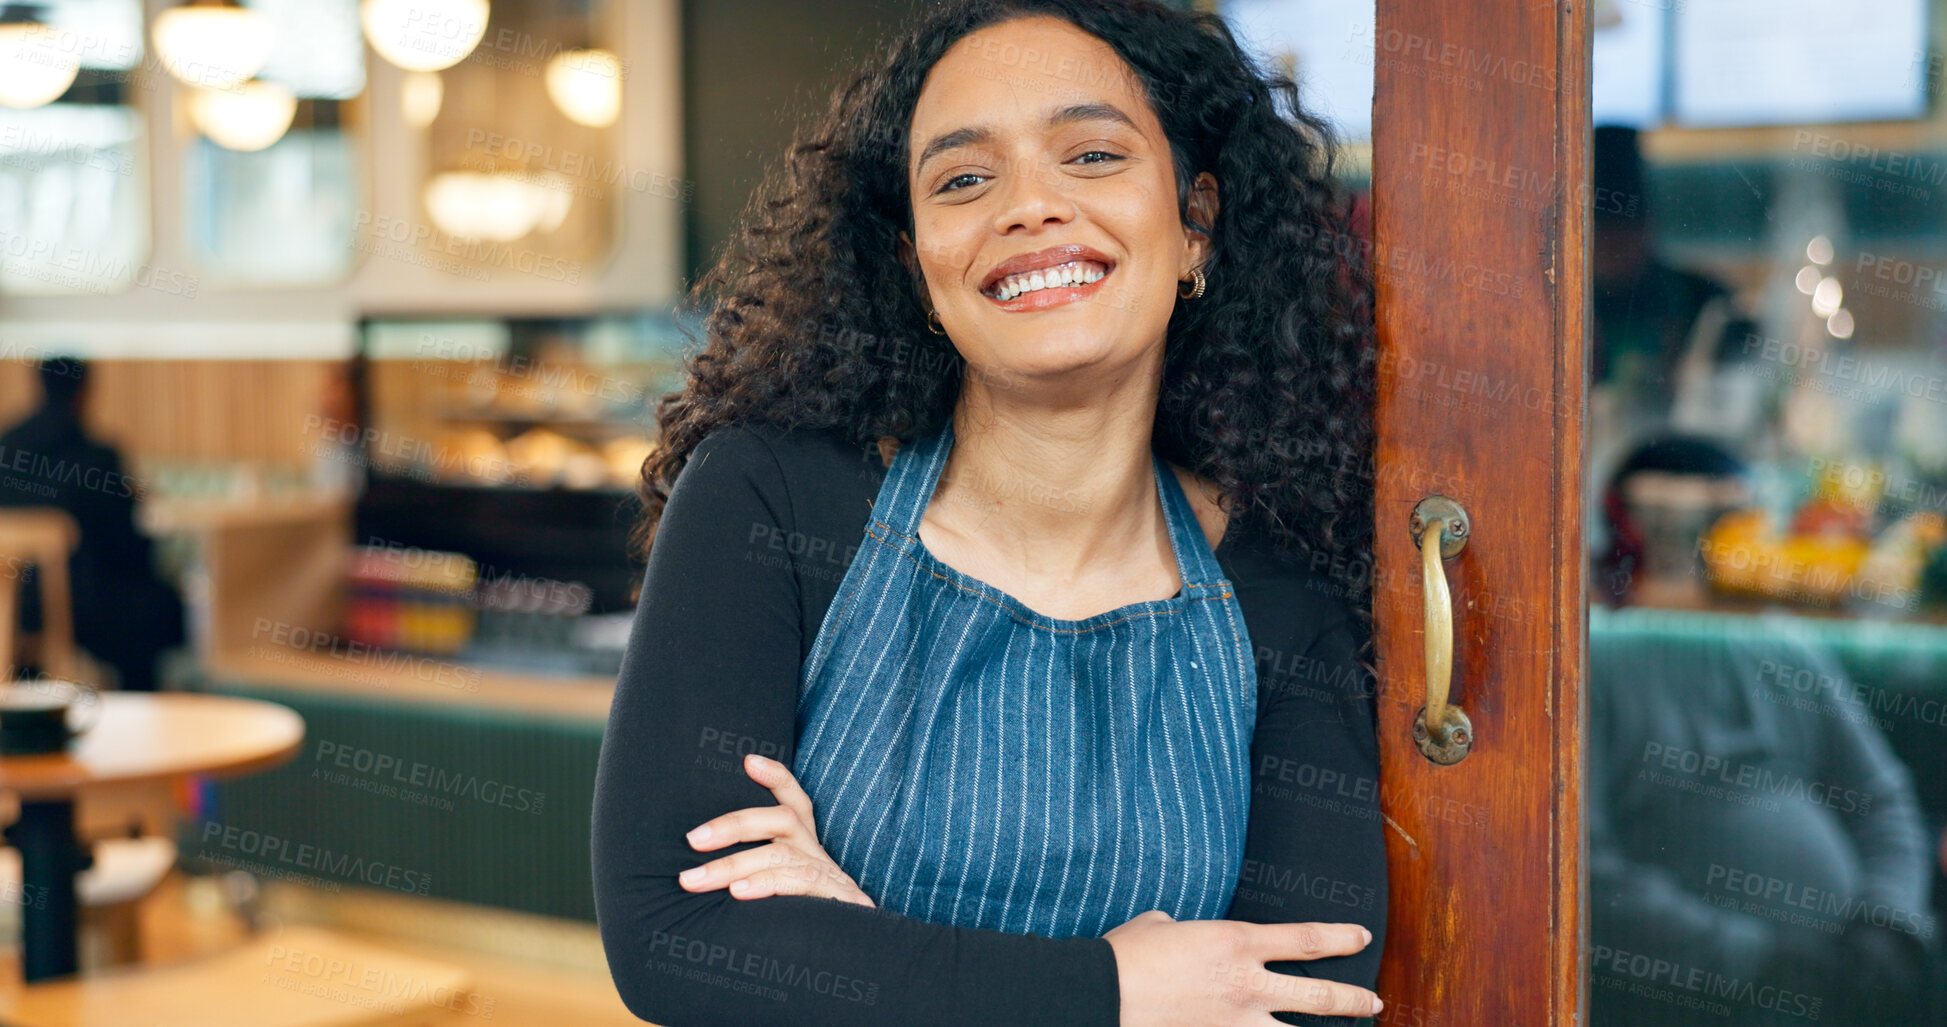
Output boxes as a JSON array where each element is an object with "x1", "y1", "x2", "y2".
[{"x1": 904, "y1": 15, "x2": 1212, "y2": 388}]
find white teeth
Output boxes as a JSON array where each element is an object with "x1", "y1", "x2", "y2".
[{"x1": 989, "y1": 260, "x2": 1109, "y2": 301}]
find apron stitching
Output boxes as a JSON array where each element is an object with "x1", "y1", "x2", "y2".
[
  {"x1": 870, "y1": 523, "x2": 1230, "y2": 595},
  {"x1": 868, "y1": 530, "x2": 1185, "y2": 635},
  {"x1": 864, "y1": 522, "x2": 1214, "y2": 635},
  {"x1": 801, "y1": 540, "x2": 880, "y2": 686}
]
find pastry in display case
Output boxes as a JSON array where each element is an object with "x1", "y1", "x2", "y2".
[
  {"x1": 349, "y1": 314, "x2": 683, "y2": 674},
  {"x1": 362, "y1": 314, "x2": 673, "y2": 493}
]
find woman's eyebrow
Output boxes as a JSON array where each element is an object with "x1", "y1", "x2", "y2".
[
  {"x1": 913, "y1": 103, "x2": 1140, "y2": 177},
  {"x1": 1047, "y1": 101, "x2": 1137, "y2": 133},
  {"x1": 916, "y1": 127, "x2": 992, "y2": 175}
]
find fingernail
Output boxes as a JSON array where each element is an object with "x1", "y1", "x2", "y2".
[
  {"x1": 1371, "y1": 996, "x2": 1385, "y2": 1015},
  {"x1": 730, "y1": 879, "x2": 750, "y2": 894},
  {"x1": 1361, "y1": 927, "x2": 1372, "y2": 946},
  {"x1": 687, "y1": 825, "x2": 712, "y2": 845},
  {"x1": 748, "y1": 754, "x2": 769, "y2": 769},
  {"x1": 678, "y1": 867, "x2": 701, "y2": 886}
]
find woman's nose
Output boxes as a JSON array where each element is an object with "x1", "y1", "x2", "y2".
[{"x1": 988, "y1": 156, "x2": 1076, "y2": 235}]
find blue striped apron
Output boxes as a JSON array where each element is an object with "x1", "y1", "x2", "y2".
[{"x1": 792, "y1": 419, "x2": 1257, "y2": 939}]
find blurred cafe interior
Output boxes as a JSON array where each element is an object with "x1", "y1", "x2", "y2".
[{"x1": 0, "y1": 0, "x2": 1939, "y2": 1023}]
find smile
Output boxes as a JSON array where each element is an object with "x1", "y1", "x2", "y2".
[
  {"x1": 985, "y1": 259, "x2": 1112, "y2": 303},
  {"x1": 977, "y1": 243, "x2": 1118, "y2": 312}
]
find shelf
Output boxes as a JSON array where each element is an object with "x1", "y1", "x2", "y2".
[
  {"x1": 429, "y1": 408, "x2": 651, "y2": 430},
  {"x1": 137, "y1": 493, "x2": 354, "y2": 535}
]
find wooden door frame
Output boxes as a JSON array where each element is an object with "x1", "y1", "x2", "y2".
[{"x1": 1370, "y1": 1, "x2": 1589, "y2": 1023}]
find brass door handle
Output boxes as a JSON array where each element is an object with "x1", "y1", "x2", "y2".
[{"x1": 1411, "y1": 497, "x2": 1472, "y2": 765}]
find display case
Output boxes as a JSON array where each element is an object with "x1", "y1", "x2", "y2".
[{"x1": 348, "y1": 312, "x2": 685, "y2": 675}]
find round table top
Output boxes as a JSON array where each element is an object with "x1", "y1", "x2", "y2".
[{"x1": 0, "y1": 692, "x2": 304, "y2": 800}]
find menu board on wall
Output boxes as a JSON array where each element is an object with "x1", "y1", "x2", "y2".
[
  {"x1": 1673, "y1": 0, "x2": 1928, "y2": 127},
  {"x1": 1220, "y1": 0, "x2": 1376, "y2": 143}
]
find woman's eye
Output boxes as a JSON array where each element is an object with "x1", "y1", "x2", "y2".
[
  {"x1": 1072, "y1": 150, "x2": 1124, "y2": 166},
  {"x1": 937, "y1": 173, "x2": 987, "y2": 194}
]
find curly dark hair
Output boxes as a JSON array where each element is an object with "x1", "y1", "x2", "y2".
[{"x1": 636, "y1": 0, "x2": 1377, "y2": 619}]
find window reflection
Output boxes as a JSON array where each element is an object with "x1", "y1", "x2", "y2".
[
  {"x1": 178, "y1": 0, "x2": 362, "y2": 285},
  {"x1": 0, "y1": 0, "x2": 146, "y2": 295},
  {"x1": 184, "y1": 121, "x2": 358, "y2": 285},
  {"x1": 1588, "y1": 0, "x2": 1947, "y2": 1023},
  {"x1": 411, "y1": 0, "x2": 617, "y2": 269}
]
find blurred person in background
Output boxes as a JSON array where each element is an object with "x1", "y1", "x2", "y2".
[
  {"x1": 0, "y1": 356, "x2": 185, "y2": 691},
  {"x1": 1589, "y1": 435, "x2": 1936, "y2": 1025},
  {"x1": 1589, "y1": 126, "x2": 1768, "y2": 569},
  {"x1": 1592, "y1": 125, "x2": 1762, "y2": 437}
]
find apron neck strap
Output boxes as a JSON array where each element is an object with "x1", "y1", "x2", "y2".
[{"x1": 878, "y1": 419, "x2": 1226, "y2": 584}]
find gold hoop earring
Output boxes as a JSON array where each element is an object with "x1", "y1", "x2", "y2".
[
  {"x1": 926, "y1": 309, "x2": 946, "y2": 335},
  {"x1": 1177, "y1": 267, "x2": 1206, "y2": 300}
]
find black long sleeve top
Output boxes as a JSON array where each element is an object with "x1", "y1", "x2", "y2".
[{"x1": 592, "y1": 422, "x2": 1387, "y2": 1026}]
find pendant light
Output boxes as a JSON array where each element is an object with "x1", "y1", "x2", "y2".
[
  {"x1": 188, "y1": 79, "x2": 296, "y2": 151},
  {"x1": 544, "y1": 49, "x2": 621, "y2": 128},
  {"x1": 0, "y1": 4, "x2": 80, "y2": 109},
  {"x1": 361, "y1": 0, "x2": 487, "y2": 73},
  {"x1": 151, "y1": 0, "x2": 273, "y2": 90},
  {"x1": 423, "y1": 170, "x2": 571, "y2": 242}
]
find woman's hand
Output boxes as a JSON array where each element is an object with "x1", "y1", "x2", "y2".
[
  {"x1": 1104, "y1": 910, "x2": 1381, "y2": 1025},
  {"x1": 678, "y1": 753, "x2": 876, "y2": 909}
]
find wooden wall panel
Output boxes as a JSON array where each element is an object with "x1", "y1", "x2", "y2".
[{"x1": 0, "y1": 360, "x2": 338, "y2": 470}]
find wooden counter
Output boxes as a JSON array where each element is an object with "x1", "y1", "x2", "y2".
[
  {"x1": 140, "y1": 491, "x2": 618, "y2": 720},
  {"x1": 204, "y1": 646, "x2": 615, "y2": 721}
]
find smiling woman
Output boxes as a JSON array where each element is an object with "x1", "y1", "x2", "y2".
[{"x1": 593, "y1": 2, "x2": 1385, "y2": 1025}]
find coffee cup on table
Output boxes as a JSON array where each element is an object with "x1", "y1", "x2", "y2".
[{"x1": 0, "y1": 681, "x2": 100, "y2": 755}]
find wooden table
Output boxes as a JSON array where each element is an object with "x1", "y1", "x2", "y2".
[{"x1": 0, "y1": 693, "x2": 304, "y2": 982}]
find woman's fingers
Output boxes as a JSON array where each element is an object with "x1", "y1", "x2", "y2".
[
  {"x1": 1210, "y1": 958, "x2": 1381, "y2": 1019},
  {"x1": 685, "y1": 804, "x2": 800, "y2": 851},
  {"x1": 740, "y1": 754, "x2": 821, "y2": 831},
  {"x1": 683, "y1": 757, "x2": 821, "y2": 852},
  {"x1": 678, "y1": 766, "x2": 876, "y2": 909},
  {"x1": 677, "y1": 841, "x2": 872, "y2": 906},
  {"x1": 1254, "y1": 972, "x2": 1382, "y2": 1019},
  {"x1": 1231, "y1": 922, "x2": 1381, "y2": 1017},
  {"x1": 1106, "y1": 914, "x2": 1382, "y2": 1026},
  {"x1": 1259, "y1": 921, "x2": 1373, "y2": 962},
  {"x1": 677, "y1": 845, "x2": 837, "y2": 892},
  {"x1": 678, "y1": 842, "x2": 784, "y2": 892},
  {"x1": 729, "y1": 855, "x2": 875, "y2": 905}
]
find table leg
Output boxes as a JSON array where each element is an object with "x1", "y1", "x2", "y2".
[{"x1": 5, "y1": 798, "x2": 93, "y2": 982}]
